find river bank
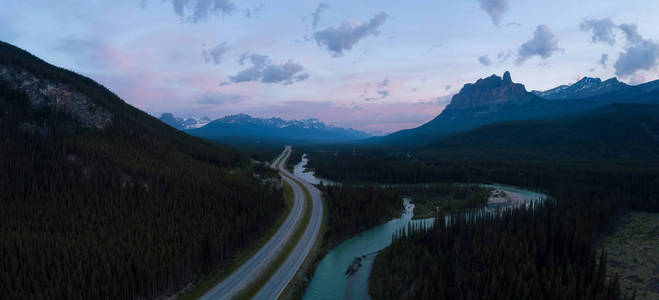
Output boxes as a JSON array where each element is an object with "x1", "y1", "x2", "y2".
[
  {"x1": 293, "y1": 154, "x2": 337, "y2": 186},
  {"x1": 303, "y1": 184, "x2": 546, "y2": 300},
  {"x1": 293, "y1": 154, "x2": 548, "y2": 299}
]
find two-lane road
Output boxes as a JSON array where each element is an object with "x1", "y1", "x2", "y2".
[{"x1": 200, "y1": 146, "x2": 323, "y2": 300}]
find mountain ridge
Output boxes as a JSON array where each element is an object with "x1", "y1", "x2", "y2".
[
  {"x1": 531, "y1": 76, "x2": 630, "y2": 100},
  {"x1": 421, "y1": 102, "x2": 659, "y2": 163},
  {"x1": 182, "y1": 112, "x2": 370, "y2": 143},
  {"x1": 445, "y1": 71, "x2": 533, "y2": 110},
  {"x1": 370, "y1": 71, "x2": 659, "y2": 146},
  {"x1": 0, "y1": 40, "x2": 285, "y2": 299},
  {"x1": 159, "y1": 112, "x2": 211, "y2": 129},
  {"x1": 373, "y1": 71, "x2": 541, "y2": 145}
]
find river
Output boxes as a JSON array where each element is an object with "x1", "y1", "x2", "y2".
[
  {"x1": 293, "y1": 154, "x2": 337, "y2": 186},
  {"x1": 294, "y1": 155, "x2": 547, "y2": 300}
]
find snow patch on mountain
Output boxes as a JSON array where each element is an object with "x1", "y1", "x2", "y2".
[
  {"x1": 159, "y1": 113, "x2": 211, "y2": 130},
  {"x1": 532, "y1": 77, "x2": 630, "y2": 100}
]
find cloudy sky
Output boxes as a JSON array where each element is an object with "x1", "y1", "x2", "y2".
[{"x1": 3, "y1": 0, "x2": 659, "y2": 133}]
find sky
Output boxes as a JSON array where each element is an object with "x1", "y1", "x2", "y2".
[{"x1": 2, "y1": 0, "x2": 659, "y2": 134}]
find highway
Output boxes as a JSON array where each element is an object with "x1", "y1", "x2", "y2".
[
  {"x1": 253, "y1": 148, "x2": 324, "y2": 299},
  {"x1": 200, "y1": 146, "x2": 323, "y2": 300},
  {"x1": 200, "y1": 147, "x2": 301, "y2": 300}
]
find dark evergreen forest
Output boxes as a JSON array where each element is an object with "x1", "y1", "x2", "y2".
[
  {"x1": 299, "y1": 110, "x2": 658, "y2": 299},
  {"x1": 0, "y1": 42, "x2": 285, "y2": 299},
  {"x1": 321, "y1": 184, "x2": 402, "y2": 247},
  {"x1": 370, "y1": 188, "x2": 628, "y2": 299}
]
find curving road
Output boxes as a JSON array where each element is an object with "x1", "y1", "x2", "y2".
[
  {"x1": 253, "y1": 149, "x2": 324, "y2": 300},
  {"x1": 200, "y1": 146, "x2": 323, "y2": 300},
  {"x1": 200, "y1": 146, "x2": 300, "y2": 300}
]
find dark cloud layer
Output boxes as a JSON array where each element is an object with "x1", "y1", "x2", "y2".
[
  {"x1": 202, "y1": 42, "x2": 229, "y2": 64},
  {"x1": 478, "y1": 55, "x2": 492, "y2": 66},
  {"x1": 604, "y1": 22, "x2": 659, "y2": 78},
  {"x1": 599, "y1": 53, "x2": 609, "y2": 68},
  {"x1": 262, "y1": 61, "x2": 306, "y2": 84},
  {"x1": 497, "y1": 50, "x2": 512, "y2": 62},
  {"x1": 312, "y1": 3, "x2": 330, "y2": 30},
  {"x1": 376, "y1": 78, "x2": 389, "y2": 88},
  {"x1": 314, "y1": 12, "x2": 388, "y2": 56},
  {"x1": 171, "y1": 0, "x2": 236, "y2": 22},
  {"x1": 478, "y1": 0, "x2": 509, "y2": 26},
  {"x1": 580, "y1": 18, "x2": 617, "y2": 46},
  {"x1": 578, "y1": 18, "x2": 659, "y2": 79},
  {"x1": 516, "y1": 25, "x2": 561, "y2": 65},
  {"x1": 614, "y1": 37, "x2": 659, "y2": 77},
  {"x1": 228, "y1": 53, "x2": 309, "y2": 85},
  {"x1": 243, "y1": 3, "x2": 264, "y2": 18},
  {"x1": 376, "y1": 90, "x2": 390, "y2": 98},
  {"x1": 618, "y1": 23, "x2": 644, "y2": 45}
]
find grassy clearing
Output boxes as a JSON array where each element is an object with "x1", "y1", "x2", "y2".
[
  {"x1": 599, "y1": 212, "x2": 659, "y2": 299},
  {"x1": 234, "y1": 173, "x2": 313, "y2": 299},
  {"x1": 177, "y1": 166, "x2": 294, "y2": 300}
]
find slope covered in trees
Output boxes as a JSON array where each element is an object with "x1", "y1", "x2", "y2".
[
  {"x1": 299, "y1": 102, "x2": 658, "y2": 298},
  {"x1": 370, "y1": 188, "x2": 627, "y2": 299},
  {"x1": 0, "y1": 41, "x2": 285, "y2": 299},
  {"x1": 423, "y1": 103, "x2": 659, "y2": 163},
  {"x1": 321, "y1": 184, "x2": 402, "y2": 247},
  {"x1": 371, "y1": 71, "x2": 659, "y2": 146},
  {"x1": 301, "y1": 102, "x2": 659, "y2": 212}
]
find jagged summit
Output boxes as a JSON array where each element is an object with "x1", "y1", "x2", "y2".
[
  {"x1": 532, "y1": 76, "x2": 630, "y2": 100},
  {"x1": 375, "y1": 70, "x2": 659, "y2": 145},
  {"x1": 212, "y1": 113, "x2": 330, "y2": 129},
  {"x1": 159, "y1": 113, "x2": 211, "y2": 130},
  {"x1": 182, "y1": 113, "x2": 370, "y2": 143},
  {"x1": 444, "y1": 71, "x2": 534, "y2": 110},
  {"x1": 502, "y1": 71, "x2": 512, "y2": 84}
]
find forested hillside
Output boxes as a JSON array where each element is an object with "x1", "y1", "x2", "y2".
[
  {"x1": 370, "y1": 188, "x2": 627, "y2": 299},
  {"x1": 373, "y1": 72, "x2": 659, "y2": 146},
  {"x1": 302, "y1": 102, "x2": 659, "y2": 212},
  {"x1": 322, "y1": 185, "x2": 402, "y2": 247},
  {"x1": 309, "y1": 104, "x2": 658, "y2": 299},
  {"x1": 0, "y1": 41, "x2": 285, "y2": 299},
  {"x1": 424, "y1": 103, "x2": 659, "y2": 163}
]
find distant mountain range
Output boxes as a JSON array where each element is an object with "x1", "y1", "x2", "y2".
[
  {"x1": 374, "y1": 71, "x2": 659, "y2": 145},
  {"x1": 159, "y1": 113, "x2": 211, "y2": 130},
  {"x1": 161, "y1": 113, "x2": 370, "y2": 143},
  {"x1": 531, "y1": 77, "x2": 630, "y2": 100}
]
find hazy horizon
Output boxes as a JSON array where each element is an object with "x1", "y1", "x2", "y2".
[{"x1": 3, "y1": 0, "x2": 659, "y2": 132}]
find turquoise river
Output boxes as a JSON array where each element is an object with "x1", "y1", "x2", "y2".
[{"x1": 294, "y1": 155, "x2": 547, "y2": 300}]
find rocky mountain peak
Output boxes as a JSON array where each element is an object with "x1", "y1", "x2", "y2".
[
  {"x1": 0, "y1": 64, "x2": 112, "y2": 130},
  {"x1": 503, "y1": 71, "x2": 512, "y2": 84},
  {"x1": 531, "y1": 76, "x2": 630, "y2": 100},
  {"x1": 159, "y1": 113, "x2": 211, "y2": 129},
  {"x1": 444, "y1": 71, "x2": 532, "y2": 110},
  {"x1": 578, "y1": 77, "x2": 601, "y2": 84}
]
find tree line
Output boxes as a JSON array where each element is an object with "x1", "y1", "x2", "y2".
[
  {"x1": 370, "y1": 187, "x2": 630, "y2": 299},
  {"x1": 321, "y1": 184, "x2": 402, "y2": 247},
  {"x1": 298, "y1": 140, "x2": 658, "y2": 299},
  {"x1": 304, "y1": 149, "x2": 659, "y2": 212},
  {"x1": 0, "y1": 52, "x2": 286, "y2": 299}
]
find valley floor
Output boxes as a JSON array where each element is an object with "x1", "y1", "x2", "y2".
[{"x1": 599, "y1": 212, "x2": 659, "y2": 299}]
